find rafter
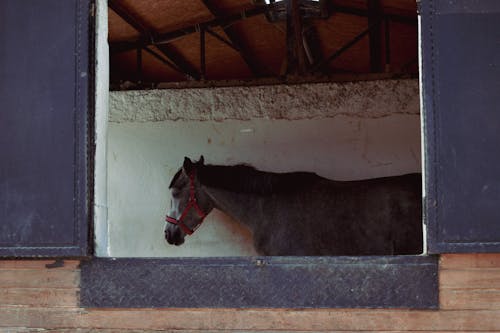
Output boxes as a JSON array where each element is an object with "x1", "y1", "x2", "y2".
[
  {"x1": 200, "y1": 27, "x2": 206, "y2": 80},
  {"x1": 286, "y1": 0, "x2": 307, "y2": 75},
  {"x1": 302, "y1": 24, "x2": 323, "y2": 67},
  {"x1": 109, "y1": 1, "x2": 416, "y2": 56},
  {"x1": 108, "y1": 1, "x2": 417, "y2": 84}
]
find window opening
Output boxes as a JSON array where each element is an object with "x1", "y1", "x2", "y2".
[{"x1": 98, "y1": 0, "x2": 422, "y2": 257}]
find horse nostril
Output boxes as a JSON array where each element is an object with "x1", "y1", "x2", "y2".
[{"x1": 165, "y1": 228, "x2": 173, "y2": 244}]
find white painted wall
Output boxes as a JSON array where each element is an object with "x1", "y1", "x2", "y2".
[
  {"x1": 104, "y1": 80, "x2": 421, "y2": 257},
  {"x1": 94, "y1": 0, "x2": 109, "y2": 257}
]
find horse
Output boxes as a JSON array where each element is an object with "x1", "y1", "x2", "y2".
[{"x1": 164, "y1": 156, "x2": 423, "y2": 256}]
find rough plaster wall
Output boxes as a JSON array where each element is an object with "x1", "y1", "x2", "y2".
[
  {"x1": 109, "y1": 79, "x2": 419, "y2": 122},
  {"x1": 105, "y1": 80, "x2": 421, "y2": 257}
]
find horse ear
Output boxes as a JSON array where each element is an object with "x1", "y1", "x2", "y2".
[
  {"x1": 198, "y1": 155, "x2": 204, "y2": 165},
  {"x1": 183, "y1": 156, "x2": 193, "y2": 173}
]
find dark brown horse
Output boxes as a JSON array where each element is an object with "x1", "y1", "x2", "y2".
[{"x1": 165, "y1": 156, "x2": 422, "y2": 255}]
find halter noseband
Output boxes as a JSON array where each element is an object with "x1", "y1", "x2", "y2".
[{"x1": 165, "y1": 171, "x2": 207, "y2": 235}]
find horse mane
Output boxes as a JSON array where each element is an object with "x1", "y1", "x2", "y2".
[
  {"x1": 169, "y1": 169, "x2": 183, "y2": 189},
  {"x1": 197, "y1": 164, "x2": 322, "y2": 194}
]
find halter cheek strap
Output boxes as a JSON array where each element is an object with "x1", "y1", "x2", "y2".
[{"x1": 165, "y1": 171, "x2": 207, "y2": 235}]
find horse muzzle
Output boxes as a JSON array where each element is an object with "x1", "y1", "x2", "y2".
[{"x1": 165, "y1": 224, "x2": 185, "y2": 246}]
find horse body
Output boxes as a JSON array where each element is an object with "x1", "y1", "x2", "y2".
[{"x1": 165, "y1": 157, "x2": 422, "y2": 256}]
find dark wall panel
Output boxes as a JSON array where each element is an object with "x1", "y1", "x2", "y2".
[
  {"x1": 421, "y1": 0, "x2": 500, "y2": 252},
  {"x1": 0, "y1": 0, "x2": 90, "y2": 256}
]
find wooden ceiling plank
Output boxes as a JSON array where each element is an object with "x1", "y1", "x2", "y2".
[
  {"x1": 110, "y1": 3, "x2": 279, "y2": 54},
  {"x1": 200, "y1": 0, "x2": 265, "y2": 77},
  {"x1": 108, "y1": 0, "x2": 152, "y2": 41},
  {"x1": 108, "y1": 0, "x2": 200, "y2": 80},
  {"x1": 205, "y1": 27, "x2": 237, "y2": 51}
]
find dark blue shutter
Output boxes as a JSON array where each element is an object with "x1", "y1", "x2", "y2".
[
  {"x1": 0, "y1": 0, "x2": 91, "y2": 257},
  {"x1": 421, "y1": 0, "x2": 500, "y2": 253}
]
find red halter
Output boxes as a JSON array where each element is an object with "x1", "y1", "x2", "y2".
[{"x1": 165, "y1": 171, "x2": 207, "y2": 235}]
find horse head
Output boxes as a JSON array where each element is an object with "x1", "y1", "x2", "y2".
[{"x1": 164, "y1": 156, "x2": 214, "y2": 246}]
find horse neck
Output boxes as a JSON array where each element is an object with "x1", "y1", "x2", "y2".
[{"x1": 202, "y1": 186, "x2": 263, "y2": 230}]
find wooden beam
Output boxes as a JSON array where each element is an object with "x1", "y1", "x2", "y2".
[
  {"x1": 328, "y1": 3, "x2": 417, "y2": 25},
  {"x1": 148, "y1": 72, "x2": 411, "y2": 90},
  {"x1": 368, "y1": 0, "x2": 383, "y2": 72},
  {"x1": 200, "y1": 28, "x2": 206, "y2": 80},
  {"x1": 302, "y1": 24, "x2": 323, "y2": 66},
  {"x1": 200, "y1": 0, "x2": 265, "y2": 77},
  {"x1": 136, "y1": 47, "x2": 142, "y2": 84},
  {"x1": 286, "y1": 0, "x2": 307, "y2": 75},
  {"x1": 384, "y1": 17, "x2": 391, "y2": 72}
]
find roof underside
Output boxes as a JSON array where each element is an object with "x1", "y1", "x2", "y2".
[{"x1": 108, "y1": 0, "x2": 418, "y2": 90}]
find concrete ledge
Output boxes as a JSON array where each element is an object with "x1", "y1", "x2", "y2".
[{"x1": 109, "y1": 79, "x2": 419, "y2": 122}]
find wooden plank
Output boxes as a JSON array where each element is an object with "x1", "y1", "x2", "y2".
[
  {"x1": 440, "y1": 253, "x2": 500, "y2": 269},
  {"x1": 79, "y1": 309, "x2": 500, "y2": 331},
  {"x1": 0, "y1": 270, "x2": 79, "y2": 288},
  {"x1": 2, "y1": 331, "x2": 500, "y2": 333},
  {"x1": 0, "y1": 288, "x2": 78, "y2": 307},
  {"x1": 0, "y1": 307, "x2": 80, "y2": 328},
  {"x1": 441, "y1": 289, "x2": 500, "y2": 310},
  {"x1": 440, "y1": 268, "x2": 500, "y2": 289},
  {"x1": 2, "y1": 308, "x2": 500, "y2": 331},
  {"x1": 0, "y1": 260, "x2": 80, "y2": 270}
]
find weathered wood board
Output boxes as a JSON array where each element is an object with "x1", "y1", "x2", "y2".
[{"x1": 0, "y1": 254, "x2": 500, "y2": 331}]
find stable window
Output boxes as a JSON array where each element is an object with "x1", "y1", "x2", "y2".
[
  {"x1": 1, "y1": 0, "x2": 500, "y2": 309},
  {"x1": 85, "y1": 0, "x2": 435, "y2": 308}
]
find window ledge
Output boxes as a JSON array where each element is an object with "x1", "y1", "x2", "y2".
[{"x1": 80, "y1": 255, "x2": 438, "y2": 308}]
